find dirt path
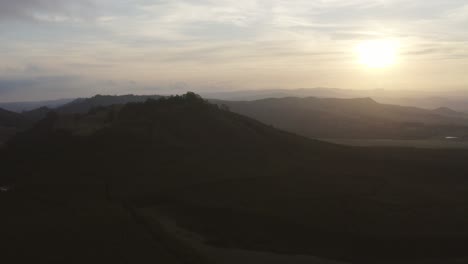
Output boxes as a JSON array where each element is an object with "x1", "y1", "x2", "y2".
[{"x1": 122, "y1": 201, "x2": 214, "y2": 264}]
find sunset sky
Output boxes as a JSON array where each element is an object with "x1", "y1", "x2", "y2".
[{"x1": 1, "y1": 0, "x2": 468, "y2": 101}]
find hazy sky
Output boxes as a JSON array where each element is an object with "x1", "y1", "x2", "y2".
[{"x1": 1, "y1": 0, "x2": 468, "y2": 101}]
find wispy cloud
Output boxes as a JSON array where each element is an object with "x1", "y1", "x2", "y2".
[
  {"x1": 0, "y1": 0, "x2": 96, "y2": 21},
  {"x1": 1, "y1": 0, "x2": 468, "y2": 100}
]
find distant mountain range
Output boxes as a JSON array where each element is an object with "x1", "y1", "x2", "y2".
[
  {"x1": 202, "y1": 88, "x2": 468, "y2": 112},
  {"x1": 2, "y1": 93, "x2": 468, "y2": 263},
  {"x1": 216, "y1": 97, "x2": 468, "y2": 139},
  {"x1": 0, "y1": 98, "x2": 74, "y2": 112},
  {"x1": 3, "y1": 87, "x2": 468, "y2": 113}
]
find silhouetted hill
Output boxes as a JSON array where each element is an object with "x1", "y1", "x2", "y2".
[
  {"x1": 203, "y1": 88, "x2": 468, "y2": 112},
  {"x1": 22, "y1": 106, "x2": 52, "y2": 122},
  {"x1": 203, "y1": 87, "x2": 354, "y2": 101},
  {"x1": 0, "y1": 107, "x2": 28, "y2": 127},
  {"x1": 57, "y1": 94, "x2": 163, "y2": 114},
  {"x1": 432, "y1": 107, "x2": 465, "y2": 117},
  {"x1": 2, "y1": 93, "x2": 468, "y2": 263},
  {"x1": 31, "y1": 94, "x2": 468, "y2": 140},
  {"x1": 215, "y1": 97, "x2": 468, "y2": 139},
  {"x1": 0, "y1": 107, "x2": 31, "y2": 144}
]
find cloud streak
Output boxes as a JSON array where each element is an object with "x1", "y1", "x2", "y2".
[{"x1": 0, "y1": 0, "x2": 96, "y2": 22}]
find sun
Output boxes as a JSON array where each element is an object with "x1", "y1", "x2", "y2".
[{"x1": 356, "y1": 40, "x2": 398, "y2": 69}]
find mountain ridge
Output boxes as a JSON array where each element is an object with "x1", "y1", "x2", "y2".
[
  {"x1": 23, "y1": 94, "x2": 468, "y2": 140},
  {"x1": 215, "y1": 96, "x2": 468, "y2": 139}
]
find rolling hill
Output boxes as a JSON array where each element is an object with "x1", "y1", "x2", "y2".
[
  {"x1": 57, "y1": 94, "x2": 163, "y2": 114},
  {"x1": 0, "y1": 95, "x2": 163, "y2": 144},
  {"x1": 202, "y1": 88, "x2": 468, "y2": 112},
  {"x1": 0, "y1": 107, "x2": 29, "y2": 127},
  {"x1": 216, "y1": 97, "x2": 468, "y2": 139},
  {"x1": 0, "y1": 107, "x2": 30, "y2": 144},
  {"x1": 2, "y1": 93, "x2": 468, "y2": 263},
  {"x1": 23, "y1": 93, "x2": 468, "y2": 140},
  {"x1": 22, "y1": 106, "x2": 52, "y2": 122}
]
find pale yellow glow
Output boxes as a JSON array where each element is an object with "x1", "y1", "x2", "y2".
[{"x1": 356, "y1": 40, "x2": 398, "y2": 68}]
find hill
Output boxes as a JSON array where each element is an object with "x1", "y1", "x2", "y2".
[
  {"x1": 0, "y1": 107, "x2": 30, "y2": 145},
  {"x1": 31, "y1": 94, "x2": 468, "y2": 140},
  {"x1": 0, "y1": 94, "x2": 163, "y2": 145},
  {"x1": 202, "y1": 88, "x2": 468, "y2": 112},
  {"x1": 0, "y1": 107, "x2": 29, "y2": 127},
  {"x1": 22, "y1": 106, "x2": 52, "y2": 122},
  {"x1": 2, "y1": 93, "x2": 468, "y2": 263},
  {"x1": 57, "y1": 94, "x2": 163, "y2": 114},
  {"x1": 20, "y1": 93, "x2": 468, "y2": 140},
  {"x1": 216, "y1": 97, "x2": 468, "y2": 139}
]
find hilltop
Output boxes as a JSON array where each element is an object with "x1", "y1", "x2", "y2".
[{"x1": 57, "y1": 94, "x2": 163, "y2": 114}]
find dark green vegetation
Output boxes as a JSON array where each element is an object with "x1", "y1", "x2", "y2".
[
  {"x1": 57, "y1": 94, "x2": 163, "y2": 114},
  {"x1": 0, "y1": 95, "x2": 163, "y2": 144},
  {"x1": 2, "y1": 93, "x2": 468, "y2": 263},
  {"x1": 216, "y1": 97, "x2": 468, "y2": 139}
]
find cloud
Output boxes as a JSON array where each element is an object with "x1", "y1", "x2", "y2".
[
  {"x1": 0, "y1": 75, "x2": 80, "y2": 95},
  {"x1": 0, "y1": 0, "x2": 95, "y2": 22},
  {"x1": 1, "y1": 0, "x2": 468, "y2": 100},
  {"x1": 0, "y1": 75, "x2": 128, "y2": 102}
]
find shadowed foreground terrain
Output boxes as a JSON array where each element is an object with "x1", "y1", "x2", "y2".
[{"x1": 2, "y1": 93, "x2": 468, "y2": 263}]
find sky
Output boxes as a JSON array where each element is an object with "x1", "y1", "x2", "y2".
[{"x1": 1, "y1": 0, "x2": 468, "y2": 101}]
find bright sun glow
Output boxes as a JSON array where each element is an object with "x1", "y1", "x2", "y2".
[{"x1": 356, "y1": 40, "x2": 398, "y2": 69}]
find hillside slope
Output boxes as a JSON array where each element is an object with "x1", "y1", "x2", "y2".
[
  {"x1": 0, "y1": 107, "x2": 29, "y2": 127},
  {"x1": 203, "y1": 88, "x2": 468, "y2": 112},
  {"x1": 0, "y1": 107, "x2": 31, "y2": 144},
  {"x1": 39, "y1": 93, "x2": 468, "y2": 140},
  {"x1": 2, "y1": 93, "x2": 468, "y2": 263},
  {"x1": 216, "y1": 97, "x2": 468, "y2": 139},
  {"x1": 31, "y1": 94, "x2": 468, "y2": 140}
]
